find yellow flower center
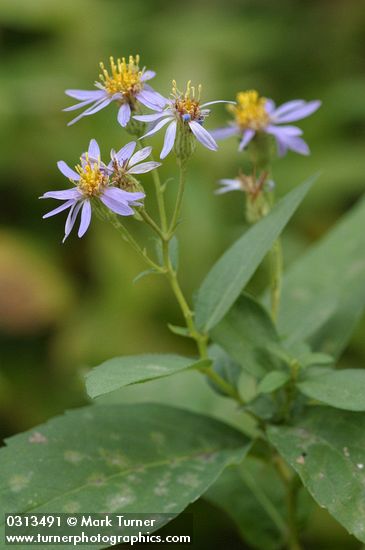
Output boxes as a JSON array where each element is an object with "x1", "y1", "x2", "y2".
[
  {"x1": 99, "y1": 55, "x2": 143, "y2": 96},
  {"x1": 172, "y1": 80, "x2": 202, "y2": 121},
  {"x1": 228, "y1": 90, "x2": 269, "y2": 130},
  {"x1": 76, "y1": 158, "x2": 107, "y2": 197}
]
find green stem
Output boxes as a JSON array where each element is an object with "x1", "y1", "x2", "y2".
[
  {"x1": 108, "y1": 155, "x2": 244, "y2": 405},
  {"x1": 140, "y1": 139, "x2": 168, "y2": 233},
  {"x1": 109, "y1": 214, "x2": 163, "y2": 273},
  {"x1": 168, "y1": 161, "x2": 187, "y2": 235},
  {"x1": 139, "y1": 208, "x2": 166, "y2": 240},
  {"x1": 273, "y1": 455, "x2": 303, "y2": 550},
  {"x1": 286, "y1": 480, "x2": 302, "y2": 550},
  {"x1": 270, "y1": 238, "x2": 283, "y2": 322},
  {"x1": 239, "y1": 467, "x2": 287, "y2": 537}
]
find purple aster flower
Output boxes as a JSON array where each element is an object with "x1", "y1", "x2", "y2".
[
  {"x1": 211, "y1": 90, "x2": 321, "y2": 156},
  {"x1": 64, "y1": 55, "x2": 167, "y2": 127},
  {"x1": 101, "y1": 141, "x2": 162, "y2": 190},
  {"x1": 40, "y1": 139, "x2": 147, "y2": 242},
  {"x1": 134, "y1": 80, "x2": 234, "y2": 159},
  {"x1": 216, "y1": 172, "x2": 274, "y2": 196}
]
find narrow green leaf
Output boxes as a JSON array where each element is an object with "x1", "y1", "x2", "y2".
[
  {"x1": 0, "y1": 404, "x2": 250, "y2": 535},
  {"x1": 133, "y1": 268, "x2": 160, "y2": 284},
  {"x1": 276, "y1": 195, "x2": 365, "y2": 356},
  {"x1": 268, "y1": 407, "x2": 365, "y2": 543},
  {"x1": 169, "y1": 236, "x2": 179, "y2": 271},
  {"x1": 210, "y1": 294, "x2": 284, "y2": 377},
  {"x1": 298, "y1": 369, "x2": 365, "y2": 411},
  {"x1": 195, "y1": 177, "x2": 315, "y2": 332},
  {"x1": 168, "y1": 324, "x2": 191, "y2": 338},
  {"x1": 258, "y1": 371, "x2": 290, "y2": 394},
  {"x1": 298, "y1": 352, "x2": 334, "y2": 368},
  {"x1": 86, "y1": 354, "x2": 207, "y2": 399}
]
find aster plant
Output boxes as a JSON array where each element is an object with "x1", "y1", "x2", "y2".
[{"x1": 2, "y1": 55, "x2": 365, "y2": 550}]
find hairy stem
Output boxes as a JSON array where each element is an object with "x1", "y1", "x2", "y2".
[
  {"x1": 109, "y1": 214, "x2": 163, "y2": 273},
  {"x1": 168, "y1": 161, "x2": 187, "y2": 235},
  {"x1": 270, "y1": 237, "x2": 283, "y2": 322}
]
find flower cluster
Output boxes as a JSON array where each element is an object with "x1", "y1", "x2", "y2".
[
  {"x1": 41, "y1": 54, "x2": 321, "y2": 240},
  {"x1": 40, "y1": 139, "x2": 159, "y2": 241}
]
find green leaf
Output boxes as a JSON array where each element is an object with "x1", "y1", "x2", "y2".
[
  {"x1": 206, "y1": 457, "x2": 309, "y2": 550},
  {"x1": 298, "y1": 352, "x2": 334, "y2": 368},
  {"x1": 133, "y1": 268, "x2": 160, "y2": 284},
  {"x1": 195, "y1": 177, "x2": 315, "y2": 332},
  {"x1": 206, "y1": 344, "x2": 242, "y2": 397},
  {"x1": 276, "y1": 195, "x2": 365, "y2": 357},
  {"x1": 168, "y1": 324, "x2": 191, "y2": 338},
  {"x1": 237, "y1": 370, "x2": 258, "y2": 403},
  {"x1": 86, "y1": 354, "x2": 206, "y2": 399},
  {"x1": 169, "y1": 235, "x2": 179, "y2": 271},
  {"x1": 210, "y1": 294, "x2": 284, "y2": 377},
  {"x1": 155, "y1": 236, "x2": 179, "y2": 271},
  {"x1": 298, "y1": 369, "x2": 365, "y2": 411},
  {"x1": 268, "y1": 407, "x2": 365, "y2": 544},
  {"x1": 0, "y1": 404, "x2": 250, "y2": 530},
  {"x1": 258, "y1": 371, "x2": 290, "y2": 394}
]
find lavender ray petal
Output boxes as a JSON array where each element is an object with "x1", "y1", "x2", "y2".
[
  {"x1": 117, "y1": 103, "x2": 131, "y2": 127},
  {"x1": 63, "y1": 201, "x2": 83, "y2": 242},
  {"x1": 160, "y1": 121, "x2": 177, "y2": 159},
  {"x1": 238, "y1": 129, "x2": 255, "y2": 151},
  {"x1": 266, "y1": 124, "x2": 303, "y2": 137},
  {"x1": 68, "y1": 98, "x2": 112, "y2": 125},
  {"x1": 88, "y1": 139, "x2": 101, "y2": 160},
  {"x1": 40, "y1": 188, "x2": 81, "y2": 200},
  {"x1": 141, "y1": 70, "x2": 156, "y2": 82},
  {"x1": 78, "y1": 200, "x2": 92, "y2": 237},
  {"x1": 137, "y1": 89, "x2": 168, "y2": 110},
  {"x1": 65, "y1": 89, "x2": 106, "y2": 100},
  {"x1": 141, "y1": 116, "x2": 174, "y2": 139},
  {"x1": 100, "y1": 195, "x2": 135, "y2": 216},
  {"x1": 114, "y1": 141, "x2": 137, "y2": 163},
  {"x1": 188, "y1": 121, "x2": 218, "y2": 151},
  {"x1": 272, "y1": 100, "x2": 306, "y2": 118},
  {"x1": 210, "y1": 125, "x2": 239, "y2": 140},
  {"x1": 265, "y1": 98, "x2": 276, "y2": 114},
  {"x1": 57, "y1": 161, "x2": 80, "y2": 181},
  {"x1": 274, "y1": 100, "x2": 321, "y2": 123},
  {"x1": 283, "y1": 135, "x2": 310, "y2": 155},
  {"x1": 215, "y1": 179, "x2": 242, "y2": 195},
  {"x1": 103, "y1": 187, "x2": 145, "y2": 203},
  {"x1": 42, "y1": 199, "x2": 76, "y2": 218},
  {"x1": 128, "y1": 161, "x2": 162, "y2": 174},
  {"x1": 200, "y1": 100, "x2": 236, "y2": 107},
  {"x1": 63, "y1": 98, "x2": 97, "y2": 112},
  {"x1": 133, "y1": 112, "x2": 166, "y2": 122},
  {"x1": 128, "y1": 146, "x2": 153, "y2": 167}
]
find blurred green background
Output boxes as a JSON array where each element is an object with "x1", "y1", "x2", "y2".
[{"x1": 1, "y1": 0, "x2": 365, "y2": 548}]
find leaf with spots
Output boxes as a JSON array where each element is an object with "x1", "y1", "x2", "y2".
[
  {"x1": 275, "y1": 195, "x2": 365, "y2": 357},
  {"x1": 267, "y1": 407, "x2": 365, "y2": 543},
  {"x1": 0, "y1": 404, "x2": 250, "y2": 549},
  {"x1": 86, "y1": 354, "x2": 209, "y2": 399}
]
